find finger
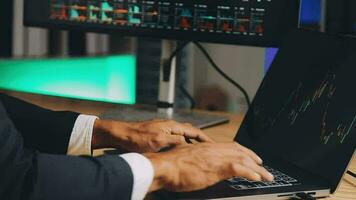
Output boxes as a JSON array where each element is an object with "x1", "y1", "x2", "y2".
[
  {"x1": 183, "y1": 123, "x2": 214, "y2": 142},
  {"x1": 190, "y1": 129, "x2": 215, "y2": 143},
  {"x1": 234, "y1": 143, "x2": 263, "y2": 165},
  {"x1": 252, "y1": 165, "x2": 274, "y2": 182},
  {"x1": 157, "y1": 135, "x2": 189, "y2": 152},
  {"x1": 226, "y1": 150, "x2": 273, "y2": 182},
  {"x1": 165, "y1": 135, "x2": 187, "y2": 146},
  {"x1": 239, "y1": 157, "x2": 274, "y2": 182},
  {"x1": 170, "y1": 122, "x2": 215, "y2": 143},
  {"x1": 229, "y1": 164, "x2": 263, "y2": 181}
]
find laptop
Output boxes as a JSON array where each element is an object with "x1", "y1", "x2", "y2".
[{"x1": 158, "y1": 30, "x2": 356, "y2": 199}]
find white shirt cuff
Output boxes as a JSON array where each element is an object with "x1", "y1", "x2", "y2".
[
  {"x1": 67, "y1": 114, "x2": 98, "y2": 156},
  {"x1": 120, "y1": 153, "x2": 154, "y2": 200}
]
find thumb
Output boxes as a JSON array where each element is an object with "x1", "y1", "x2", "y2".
[
  {"x1": 158, "y1": 135, "x2": 187, "y2": 152},
  {"x1": 166, "y1": 135, "x2": 187, "y2": 146}
]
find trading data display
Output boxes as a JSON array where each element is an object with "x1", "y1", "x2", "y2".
[
  {"x1": 25, "y1": 0, "x2": 300, "y2": 47},
  {"x1": 236, "y1": 31, "x2": 356, "y2": 192}
]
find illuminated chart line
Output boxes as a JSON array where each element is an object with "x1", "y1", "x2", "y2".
[
  {"x1": 341, "y1": 115, "x2": 356, "y2": 143},
  {"x1": 253, "y1": 70, "x2": 354, "y2": 145},
  {"x1": 288, "y1": 71, "x2": 336, "y2": 126}
]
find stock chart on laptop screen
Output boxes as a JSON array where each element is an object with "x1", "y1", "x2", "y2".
[{"x1": 237, "y1": 30, "x2": 356, "y2": 192}]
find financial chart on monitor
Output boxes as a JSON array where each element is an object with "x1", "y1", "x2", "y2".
[{"x1": 25, "y1": 0, "x2": 300, "y2": 47}]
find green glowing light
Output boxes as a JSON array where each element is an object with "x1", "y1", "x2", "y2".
[{"x1": 0, "y1": 55, "x2": 136, "y2": 104}]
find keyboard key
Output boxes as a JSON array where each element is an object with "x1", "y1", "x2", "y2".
[{"x1": 227, "y1": 166, "x2": 299, "y2": 191}]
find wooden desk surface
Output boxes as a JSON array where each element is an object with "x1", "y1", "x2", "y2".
[{"x1": 5, "y1": 92, "x2": 356, "y2": 200}]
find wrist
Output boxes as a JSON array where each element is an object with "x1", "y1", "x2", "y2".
[
  {"x1": 145, "y1": 153, "x2": 173, "y2": 192},
  {"x1": 92, "y1": 119, "x2": 107, "y2": 149},
  {"x1": 92, "y1": 119, "x2": 129, "y2": 149}
]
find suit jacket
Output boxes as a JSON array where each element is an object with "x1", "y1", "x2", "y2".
[{"x1": 0, "y1": 94, "x2": 133, "y2": 200}]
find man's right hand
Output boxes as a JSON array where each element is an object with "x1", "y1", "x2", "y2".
[{"x1": 145, "y1": 142, "x2": 274, "y2": 192}]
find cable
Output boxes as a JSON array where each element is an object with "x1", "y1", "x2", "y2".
[
  {"x1": 288, "y1": 192, "x2": 317, "y2": 200},
  {"x1": 193, "y1": 42, "x2": 252, "y2": 109},
  {"x1": 165, "y1": 41, "x2": 196, "y2": 110},
  {"x1": 295, "y1": 193, "x2": 317, "y2": 200},
  {"x1": 163, "y1": 41, "x2": 190, "y2": 81},
  {"x1": 179, "y1": 85, "x2": 196, "y2": 110},
  {"x1": 168, "y1": 41, "x2": 190, "y2": 68},
  {"x1": 166, "y1": 41, "x2": 251, "y2": 110},
  {"x1": 347, "y1": 170, "x2": 356, "y2": 179}
]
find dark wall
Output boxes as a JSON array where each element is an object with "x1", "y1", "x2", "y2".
[
  {"x1": 136, "y1": 38, "x2": 161, "y2": 105},
  {"x1": 0, "y1": 0, "x2": 13, "y2": 57},
  {"x1": 327, "y1": 0, "x2": 356, "y2": 34},
  {"x1": 68, "y1": 31, "x2": 87, "y2": 56}
]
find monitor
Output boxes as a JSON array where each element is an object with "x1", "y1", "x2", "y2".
[
  {"x1": 0, "y1": 55, "x2": 136, "y2": 104},
  {"x1": 265, "y1": 0, "x2": 323, "y2": 72},
  {"x1": 300, "y1": 0, "x2": 322, "y2": 25},
  {"x1": 24, "y1": 0, "x2": 300, "y2": 47}
]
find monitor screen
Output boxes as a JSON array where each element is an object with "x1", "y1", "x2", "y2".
[
  {"x1": 300, "y1": 0, "x2": 321, "y2": 25},
  {"x1": 24, "y1": 0, "x2": 300, "y2": 47},
  {"x1": 0, "y1": 55, "x2": 136, "y2": 104},
  {"x1": 237, "y1": 30, "x2": 356, "y2": 192}
]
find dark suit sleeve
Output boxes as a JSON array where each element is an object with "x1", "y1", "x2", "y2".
[
  {"x1": 0, "y1": 102, "x2": 133, "y2": 200},
  {"x1": 0, "y1": 93, "x2": 80, "y2": 154}
]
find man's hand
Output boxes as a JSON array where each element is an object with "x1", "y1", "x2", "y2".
[
  {"x1": 92, "y1": 119, "x2": 214, "y2": 153},
  {"x1": 145, "y1": 142, "x2": 274, "y2": 192}
]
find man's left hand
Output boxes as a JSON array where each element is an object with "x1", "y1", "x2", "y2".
[{"x1": 91, "y1": 119, "x2": 214, "y2": 153}]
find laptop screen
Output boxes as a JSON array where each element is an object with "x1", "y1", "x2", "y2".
[{"x1": 236, "y1": 30, "x2": 356, "y2": 193}]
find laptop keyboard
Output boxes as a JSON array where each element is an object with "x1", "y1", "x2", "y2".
[{"x1": 227, "y1": 166, "x2": 300, "y2": 190}]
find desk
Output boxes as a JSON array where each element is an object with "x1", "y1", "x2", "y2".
[{"x1": 4, "y1": 92, "x2": 356, "y2": 200}]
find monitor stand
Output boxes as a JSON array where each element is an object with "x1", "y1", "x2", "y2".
[{"x1": 100, "y1": 40, "x2": 229, "y2": 129}]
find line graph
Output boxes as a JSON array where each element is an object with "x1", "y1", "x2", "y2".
[{"x1": 253, "y1": 70, "x2": 355, "y2": 145}]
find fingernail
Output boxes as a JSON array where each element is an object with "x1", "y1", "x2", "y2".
[{"x1": 257, "y1": 156, "x2": 263, "y2": 164}]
